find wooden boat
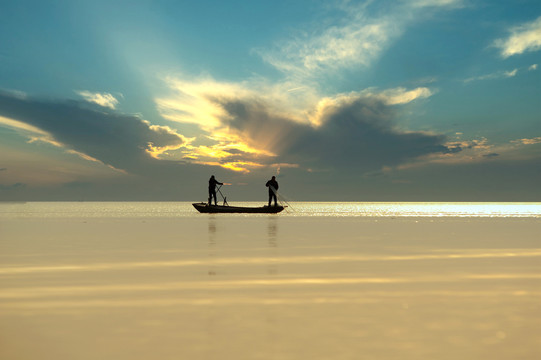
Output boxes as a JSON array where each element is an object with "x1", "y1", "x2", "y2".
[{"x1": 192, "y1": 202, "x2": 285, "y2": 214}]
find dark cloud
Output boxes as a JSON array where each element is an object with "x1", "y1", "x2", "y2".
[
  {"x1": 483, "y1": 153, "x2": 500, "y2": 158},
  {"x1": 0, "y1": 90, "x2": 456, "y2": 182},
  {"x1": 4, "y1": 90, "x2": 537, "y2": 202},
  {"x1": 218, "y1": 99, "x2": 303, "y2": 154},
  {"x1": 216, "y1": 95, "x2": 456, "y2": 173},
  {"x1": 0, "y1": 91, "x2": 186, "y2": 173}
]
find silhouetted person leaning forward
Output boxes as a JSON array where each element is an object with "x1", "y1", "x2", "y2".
[
  {"x1": 265, "y1": 176, "x2": 279, "y2": 207},
  {"x1": 208, "y1": 175, "x2": 223, "y2": 205}
]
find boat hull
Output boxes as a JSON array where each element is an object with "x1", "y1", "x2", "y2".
[{"x1": 192, "y1": 202, "x2": 285, "y2": 214}]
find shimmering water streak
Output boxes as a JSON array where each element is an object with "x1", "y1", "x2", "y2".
[
  {"x1": 290, "y1": 202, "x2": 541, "y2": 217},
  {"x1": 0, "y1": 202, "x2": 540, "y2": 218}
]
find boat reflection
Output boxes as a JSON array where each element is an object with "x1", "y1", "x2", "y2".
[
  {"x1": 208, "y1": 216, "x2": 217, "y2": 276},
  {"x1": 267, "y1": 216, "x2": 278, "y2": 275}
]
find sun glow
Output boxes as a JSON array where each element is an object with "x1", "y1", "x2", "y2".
[
  {"x1": 146, "y1": 142, "x2": 187, "y2": 159},
  {"x1": 181, "y1": 139, "x2": 275, "y2": 172},
  {"x1": 155, "y1": 74, "x2": 444, "y2": 174}
]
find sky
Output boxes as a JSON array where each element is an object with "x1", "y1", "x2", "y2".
[{"x1": 0, "y1": 0, "x2": 540, "y2": 202}]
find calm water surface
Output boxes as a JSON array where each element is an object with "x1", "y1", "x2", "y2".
[
  {"x1": 1, "y1": 202, "x2": 540, "y2": 360},
  {"x1": 1, "y1": 201, "x2": 540, "y2": 218}
]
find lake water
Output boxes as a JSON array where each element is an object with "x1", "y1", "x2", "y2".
[
  {"x1": 1, "y1": 202, "x2": 540, "y2": 359},
  {"x1": 1, "y1": 201, "x2": 540, "y2": 218}
]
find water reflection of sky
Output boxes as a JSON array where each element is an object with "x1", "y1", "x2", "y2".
[{"x1": 1, "y1": 209, "x2": 539, "y2": 359}]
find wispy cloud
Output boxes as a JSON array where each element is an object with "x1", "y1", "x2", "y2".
[
  {"x1": 77, "y1": 90, "x2": 121, "y2": 109},
  {"x1": 494, "y1": 16, "x2": 541, "y2": 58},
  {"x1": 0, "y1": 115, "x2": 50, "y2": 136},
  {"x1": 463, "y1": 68, "x2": 518, "y2": 83},
  {"x1": 463, "y1": 63, "x2": 537, "y2": 83},
  {"x1": 256, "y1": 9, "x2": 398, "y2": 81},
  {"x1": 255, "y1": 0, "x2": 463, "y2": 84},
  {"x1": 372, "y1": 87, "x2": 434, "y2": 105},
  {"x1": 410, "y1": 0, "x2": 465, "y2": 7},
  {"x1": 155, "y1": 77, "x2": 251, "y2": 131}
]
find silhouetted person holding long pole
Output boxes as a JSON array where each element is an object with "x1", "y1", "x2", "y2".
[
  {"x1": 208, "y1": 175, "x2": 223, "y2": 205},
  {"x1": 266, "y1": 176, "x2": 279, "y2": 207}
]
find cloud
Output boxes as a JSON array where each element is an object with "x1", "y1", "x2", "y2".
[
  {"x1": 463, "y1": 68, "x2": 518, "y2": 83},
  {"x1": 77, "y1": 90, "x2": 120, "y2": 109},
  {"x1": 0, "y1": 91, "x2": 187, "y2": 174},
  {"x1": 256, "y1": 0, "x2": 463, "y2": 83},
  {"x1": 211, "y1": 90, "x2": 453, "y2": 173},
  {"x1": 410, "y1": 0, "x2": 464, "y2": 7},
  {"x1": 0, "y1": 115, "x2": 50, "y2": 136},
  {"x1": 257, "y1": 10, "x2": 398, "y2": 79},
  {"x1": 494, "y1": 16, "x2": 541, "y2": 58},
  {"x1": 404, "y1": 133, "x2": 541, "y2": 171},
  {"x1": 152, "y1": 2, "x2": 459, "y2": 174},
  {"x1": 448, "y1": 138, "x2": 491, "y2": 150},
  {"x1": 155, "y1": 75, "x2": 318, "y2": 172},
  {"x1": 156, "y1": 73, "x2": 447, "y2": 174},
  {"x1": 514, "y1": 137, "x2": 541, "y2": 145},
  {"x1": 370, "y1": 87, "x2": 434, "y2": 105},
  {"x1": 462, "y1": 63, "x2": 538, "y2": 83},
  {"x1": 155, "y1": 77, "x2": 251, "y2": 131}
]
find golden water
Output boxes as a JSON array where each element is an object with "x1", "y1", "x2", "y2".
[{"x1": 1, "y1": 202, "x2": 540, "y2": 359}]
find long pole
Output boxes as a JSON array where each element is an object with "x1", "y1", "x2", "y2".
[{"x1": 216, "y1": 185, "x2": 228, "y2": 206}]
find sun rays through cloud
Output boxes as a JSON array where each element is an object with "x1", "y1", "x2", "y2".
[
  {"x1": 154, "y1": 73, "x2": 450, "y2": 175},
  {"x1": 0, "y1": 0, "x2": 539, "y2": 200}
]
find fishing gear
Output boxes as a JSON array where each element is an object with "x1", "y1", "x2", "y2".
[
  {"x1": 270, "y1": 186, "x2": 294, "y2": 212},
  {"x1": 216, "y1": 184, "x2": 229, "y2": 206}
]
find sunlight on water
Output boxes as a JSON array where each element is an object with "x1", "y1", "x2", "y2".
[
  {"x1": 1, "y1": 202, "x2": 540, "y2": 360},
  {"x1": 290, "y1": 202, "x2": 541, "y2": 217},
  {"x1": 0, "y1": 201, "x2": 540, "y2": 218}
]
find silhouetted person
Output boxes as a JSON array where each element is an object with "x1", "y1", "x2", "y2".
[
  {"x1": 208, "y1": 175, "x2": 223, "y2": 205},
  {"x1": 266, "y1": 176, "x2": 279, "y2": 207}
]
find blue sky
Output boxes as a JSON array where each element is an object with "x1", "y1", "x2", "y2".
[{"x1": 1, "y1": 0, "x2": 540, "y2": 201}]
